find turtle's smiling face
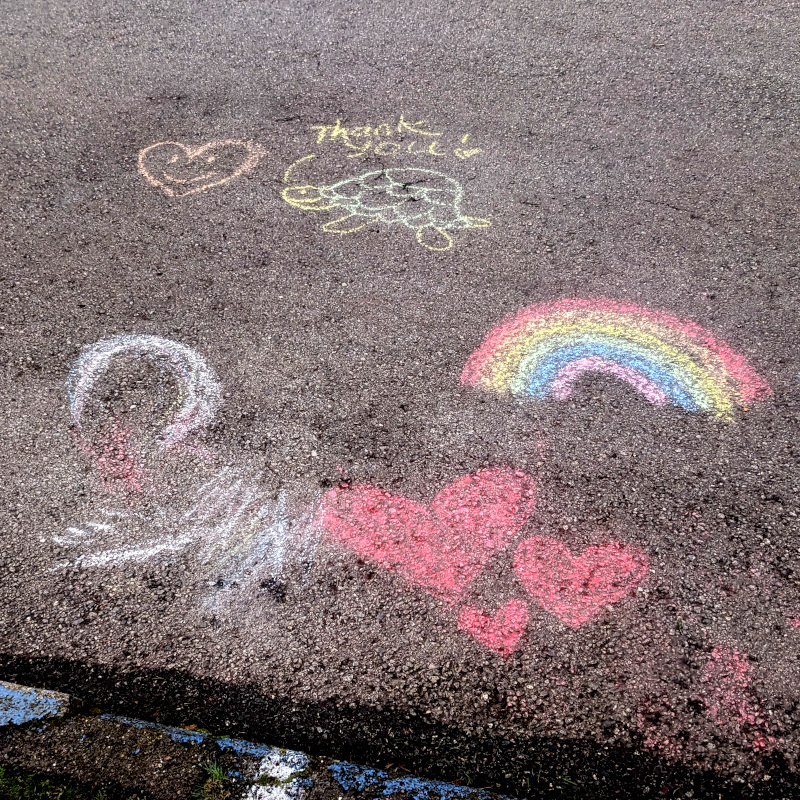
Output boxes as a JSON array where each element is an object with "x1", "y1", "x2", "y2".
[{"x1": 282, "y1": 184, "x2": 335, "y2": 211}]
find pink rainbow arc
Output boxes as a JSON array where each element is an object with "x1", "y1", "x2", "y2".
[{"x1": 550, "y1": 356, "x2": 668, "y2": 406}]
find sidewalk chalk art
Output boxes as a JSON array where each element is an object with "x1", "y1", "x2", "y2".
[
  {"x1": 320, "y1": 469, "x2": 648, "y2": 656},
  {"x1": 60, "y1": 335, "x2": 321, "y2": 607},
  {"x1": 462, "y1": 298, "x2": 771, "y2": 419},
  {"x1": 637, "y1": 647, "x2": 777, "y2": 757},
  {"x1": 514, "y1": 537, "x2": 648, "y2": 629},
  {"x1": 282, "y1": 159, "x2": 490, "y2": 251},
  {"x1": 138, "y1": 140, "x2": 265, "y2": 197},
  {"x1": 321, "y1": 468, "x2": 536, "y2": 606},
  {"x1": 55, "y1": 469, "x2": 320, "y2": 588},
  {"x1": 309, "y1": 114, "x2": 483, "y2": 161},
  {"x1": 69, "y1": 334, "x2": 222, "y2": 449},
  {"x1": 136, "y1": 114, "x2": 481, "y2": 199},
  {"x1": 72, "y1": 419, "x2": 150, "y2": 494},
  {"x1": 457, "y1": 599, "x2": 530, "y2": 657}
]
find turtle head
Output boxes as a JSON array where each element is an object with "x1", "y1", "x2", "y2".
[{"x1": 281, "y1": 184, "x2": 334, "y2": 211}]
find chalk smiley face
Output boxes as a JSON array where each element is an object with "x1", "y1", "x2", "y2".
[{"x1": 137, "y1": 140, "x2": 265, "y2": 197}]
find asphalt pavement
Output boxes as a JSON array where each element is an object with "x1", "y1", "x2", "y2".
[{"x1": 1, "y1": 1, "x2": 799, "y2": 797}]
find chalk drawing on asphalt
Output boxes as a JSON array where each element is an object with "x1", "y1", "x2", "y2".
[
  {"x1": 72, "y1": 418, "x2": 151, "y2": 494},
  {"x1": 513, "y1": 537, "x2": 648, "y2": 628},
  {"x1": 637, "y1": 646, "x2": 777, "y2": 757},
  {"x1": 138, "y1": 140, "x2": 265, "y2": 197},
  {"x1": 309, "y1": 114, "x2": 483, "y2": 161},
  {"x1": 320, "y1": 467, "x2": 648, "y2": 656},
  {"x1": 60, "y1": 336, "x2": 322, "y2": 609},
  {"x1": 320, "y1": 467, "x2": 537, "y2": 606},
  {"x1": 69, "y1": 334, "x2": 222, "y2": 449},
  {"x1": 462, "y1": 298, "x2": 772, "y2": 419},
  {"x1": 54, "y1": 467, "x2": 321, "y2": 601},
  {"x1": 457, "y1": 599, "x2": 530, "y2": 658},
  {"x1": 281, "y1": 157, "x2": 491, "y2": 251}
]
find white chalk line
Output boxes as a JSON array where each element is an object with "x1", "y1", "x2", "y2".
[
  {"x1": 54, "y1": 468, "x2": 321, "y2": 594},
  {"x1": 67, "y1": 334, "x2": 221, "y2": 449}
]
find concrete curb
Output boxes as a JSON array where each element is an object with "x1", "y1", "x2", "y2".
[
  {"x1": 0, "y1": 680, "x2": 74, "y2": 726},
  {"x1": 0, "y1": 680, "x2": 515, "y2": 800}
]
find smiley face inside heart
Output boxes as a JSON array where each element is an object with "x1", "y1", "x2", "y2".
[
  {"x1": 514, "y1": 536, "x2": 649, "y2": 628},
  {"x1": 320, "y1": 467, "x2": 537, "y2": 606},
  {"x1": 137, "y1": 140, "x2": 265, "y2": 197}
]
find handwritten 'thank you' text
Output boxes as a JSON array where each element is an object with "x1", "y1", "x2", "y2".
[{"x1": 309, "y1": 115, "x2": 483, "y2": 160}]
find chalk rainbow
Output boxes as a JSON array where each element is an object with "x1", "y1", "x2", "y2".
[{"x1": 461, "y1": 299, "x2": 771, "y2": 418}]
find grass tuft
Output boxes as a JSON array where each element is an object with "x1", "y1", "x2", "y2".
[{"x1": 192, "y1": 763, "x2": 229, "y2": 800}]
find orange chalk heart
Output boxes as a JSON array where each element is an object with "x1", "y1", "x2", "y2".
[{"x1": 138, "y1": 140, "x2": 265, "y2": 197}]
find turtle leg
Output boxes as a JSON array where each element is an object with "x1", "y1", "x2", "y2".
[
  {"x1": 416, "y1": 226, "x2": 453, "y2": 251},
  {"x1": 322, "y1": 214, "x2": 371, "y2": 234},
  {"x1": 463, "y1": 216, "x2": 491, "y2": 228}
]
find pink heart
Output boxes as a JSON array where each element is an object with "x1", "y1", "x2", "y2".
[
  {"x1": 320, "y1": 467, "x2": 536, "y2": 605},
  {"x1": 514, "y1": 536, "x2": 648, "y2": 628},
  {"x1": 458, "y1": 599, "x2": 529, "y2": 657}
]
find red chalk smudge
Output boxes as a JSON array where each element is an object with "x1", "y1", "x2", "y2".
[
  {"x1": 788, "y1": 617, "x2": 800, "y2": 629},
  {"x1": 319, "y1": 467, "x2": 536, "y2": 605},
  {"x1": 75, "y1": 420, "x2": 149, "y2": 494},
  {"x1": 514, "y1": 537, "x2": 648, "y2": 627},
  {"x1": 703, "y1": 647, "x2": 751, "y2": 721},
  {"x1": 640, "y1": 646, "x2": 777, "y2": 757},
  {"x1": 458, "y1": 599, "x2": 529, "y2": 657},
  {"x1": 702, "y1": 647, "x2": 775, "y2": 750}
]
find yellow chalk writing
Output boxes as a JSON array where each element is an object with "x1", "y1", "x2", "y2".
[
  {"x1": 308, "y1": 114, "x2": 482, "y2": 161},
  {"x1": 397, "y1": 114, "x2": 442, "y2": 137}
]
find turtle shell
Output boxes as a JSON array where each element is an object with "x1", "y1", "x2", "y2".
[{"x1": 319, "y1": 168, "x2": 467, "y2": 228}]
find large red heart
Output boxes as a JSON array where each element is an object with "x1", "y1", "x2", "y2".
[
  {"x1": 320, "y1": 467, "x2": 536, "y2": 605},
  {"x1": 514, "y1": 537, "x2": 648, "y2": 628}
]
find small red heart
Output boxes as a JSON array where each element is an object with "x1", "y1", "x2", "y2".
[
  {"x1": 514, "y1": 536, "x2": 648, "y2": 628},
  {"x1": 320, "y1": 467, "x2": 536, "y2": 605},
  {"x1": 458, "y1": 599, "x2": 529, "y2": 657}
]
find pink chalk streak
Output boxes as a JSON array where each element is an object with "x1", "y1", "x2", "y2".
[
  {"x1": 701, "y1": 647, "x2": 775, "y2": 750},
  {"x1": 75, "y1": 419, "x2": 148, "y2": 494},
  {"x1": 550, "y1": 356, "x2": 668, "y2": 406}
]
